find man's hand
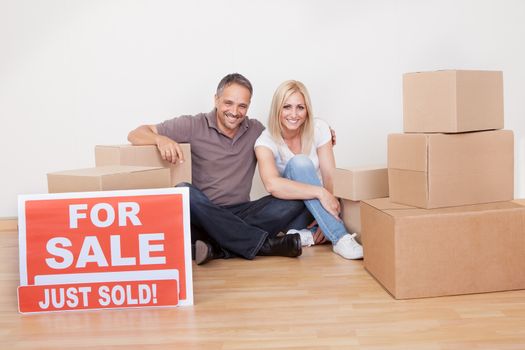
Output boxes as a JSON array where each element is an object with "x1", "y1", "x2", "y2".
[{"x1": 156, "y1": 135, "x2": 185, "y2": 164}]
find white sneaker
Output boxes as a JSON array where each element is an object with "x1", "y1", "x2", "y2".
[
  {"x1": 333, "y1": 233, "x2": 363, "y2": 260},
  {"x1": 286, "y1": 229, "x2": 315, "y2": 247}
]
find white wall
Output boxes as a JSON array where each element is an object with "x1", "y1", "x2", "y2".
[{"x1": 1, "y1": 0, "x2": 525, "y2": 217}]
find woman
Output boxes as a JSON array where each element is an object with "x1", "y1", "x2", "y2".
[{"x1": 254, "y1": 80, "x2": 363, "y2": 260}]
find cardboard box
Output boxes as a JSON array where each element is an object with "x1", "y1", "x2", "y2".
[
  {"x1": 340, "y1": 199, "x2": 361, "y2": 234},
  {"x1": 47, "y1": 165, "x2": 171, "y2": 193},
  {"x1": 361, "y1": 197, "x2": 525, "y2": 299},
  {"x1": 388, "y1": 129, "x2": 513, "y2": 209},
  {"x1": 333, "y1": 166, "x2": 389, "y2": 201},
  {"x1": 95, "y1": 144, "x2": 191, "y2": 186},
  {"x1": 403, "y1": 70, "x2": 504, "y2": 133}
]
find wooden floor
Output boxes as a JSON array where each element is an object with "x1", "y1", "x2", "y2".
[{"x1": 2, "y1": 226, "x2": 525, "y2": 349}]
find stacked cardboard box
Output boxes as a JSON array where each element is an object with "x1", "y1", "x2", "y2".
[
  {"x1": 95, "y1": 144, "x2": 191, "y2": 187},
  {"x1": 48, "y1": 165, "x2": 170, "y2": 193},
  {"x1": 361, "y1": 70, "x2": 525, "y2": 299},
  {"x1": 388, "y1": 130, "x2": 513, "y2": 208},
  {"x1": 362, "y1": 198, "x2": 525, "y2": 299},
  {"x1": 391, "y1": 70, "x2": 512, "y2": 208},
  {"x1": 333, "y1": 166, "x2": 389, "y2": 234},
  {"x1": 47, "y1": 144, "x2": 191, "y2": 193}
]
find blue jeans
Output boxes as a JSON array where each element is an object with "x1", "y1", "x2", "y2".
[
  {"x1": 177, "y1": 183, "x2": 311, "y2": 260},
  {"x1": 282, "y1": 155, "x2": 347, "y2": 244}
]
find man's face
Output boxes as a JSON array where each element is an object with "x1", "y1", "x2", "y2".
[{"x1": 214, "y1": 83, "x2": 251, "y2": 138}]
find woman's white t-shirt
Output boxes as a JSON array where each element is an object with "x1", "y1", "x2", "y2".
[{"x1": 254, "y1": 118, "x2": 332, "y2": 181}]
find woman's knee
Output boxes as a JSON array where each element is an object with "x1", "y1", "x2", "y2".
[{"x1": 288, "y1": 155, "x2": 314, "y2": 171}]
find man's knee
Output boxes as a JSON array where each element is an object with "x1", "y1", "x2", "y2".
[
  {"x1": 176, "y1": 182, "x2": 199, "y2": 195},
  {"x1": 175, "y1": 182, "x2": 192, "y2": 188},
  {"x1": 176, "y1": 182, "x2": 209, "y2": 205}
]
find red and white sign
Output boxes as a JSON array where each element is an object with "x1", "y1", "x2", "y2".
[{"x1": 17, "y1": 188, "x2": 192, "y2": 313}]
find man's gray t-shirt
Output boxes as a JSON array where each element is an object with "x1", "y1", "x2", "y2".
[{"x1": 156, "y1": 110, "x2": 265, "y2": 206}]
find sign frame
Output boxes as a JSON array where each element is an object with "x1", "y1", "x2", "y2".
[{"x1": 18, "y1": 187, "x2": 193, "y2": 313}]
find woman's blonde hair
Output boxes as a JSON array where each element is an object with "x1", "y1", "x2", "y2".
[{"x1": 268, "y1": 80, "x2": 314, "y2": 155}]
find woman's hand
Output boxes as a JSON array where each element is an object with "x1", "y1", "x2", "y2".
[{"x1": 318, "y1": 188, "x2": 341, "y2": 220}]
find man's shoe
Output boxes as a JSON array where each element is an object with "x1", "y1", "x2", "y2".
[
  {"x1": 195, "y1": 240, "x2": 214, "y2": 265},
  {"x1": 333, "y1": 233, "x2": 363, "y2": 260},
  {"x1": 258, "y1": 233, "x2": 302, "y2": 257}
]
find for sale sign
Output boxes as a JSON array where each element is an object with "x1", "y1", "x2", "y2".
[{"x1": 17, "y1": 188, "x2": 192, "y2": 313}]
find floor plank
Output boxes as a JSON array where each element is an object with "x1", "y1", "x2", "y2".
[{"x1": 0, "y1": 217, "x2": 17, "y2": 232}]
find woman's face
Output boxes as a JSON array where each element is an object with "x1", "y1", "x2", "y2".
[{"x1": 279, "y1": 92, "x2": 307, "y2": 133}]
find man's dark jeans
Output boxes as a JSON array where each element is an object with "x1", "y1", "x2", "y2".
[{"x1": 177, "y1": 182, "x2": 311, "y2": 260}]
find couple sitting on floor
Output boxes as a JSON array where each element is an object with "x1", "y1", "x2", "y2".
[{"x1": 128, "y1": 73, "x2": 363, "y2": 265}]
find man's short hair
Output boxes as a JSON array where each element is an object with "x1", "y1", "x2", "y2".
[{"x1": 216, "y1": 73, "x2": 253, "y2": 97}]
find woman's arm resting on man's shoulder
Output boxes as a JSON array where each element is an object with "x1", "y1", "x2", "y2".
[{"x1": 317, "y1": 141, "x2": 336, "y2": 194}]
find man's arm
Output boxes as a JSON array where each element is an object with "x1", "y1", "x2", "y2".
[{"x1": 128, "y1": 124, "x2": 185, "y2": 164}]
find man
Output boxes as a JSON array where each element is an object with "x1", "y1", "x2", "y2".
[{"x1": 128, "y1": 73, "x2": 310, "y2": 265}]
